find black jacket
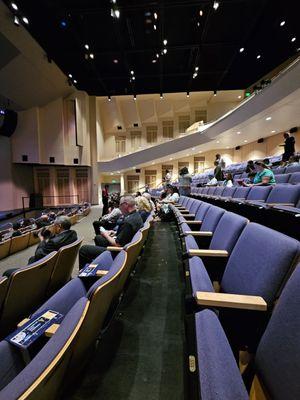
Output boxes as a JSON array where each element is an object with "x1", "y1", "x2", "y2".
[{"x1": 33, "y1": 230, "x2": 78, "y2": 262}]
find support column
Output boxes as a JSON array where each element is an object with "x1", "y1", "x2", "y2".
[{"x1": 120, "y1": 174, "x2": 125, "y2": 195}]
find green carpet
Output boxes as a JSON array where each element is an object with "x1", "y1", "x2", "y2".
[{"x1": 65, "y1": 221, "x2": 185, "y2": 400}]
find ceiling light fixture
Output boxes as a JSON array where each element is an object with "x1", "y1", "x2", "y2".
[
  {"x1": 266, "y1": 116, "x2": 272, "y2": 121},
  {"x1": 237, "y1": 131, "x2": 241, "y2": 134},
  {"x1": 163, "y1": 39, "x2": 167, "y2": 45},
  {"x1": 13, "y1": 15, "x2": 20, "y2": 26},
  {"x1": 11, "y1": 2, "x2": 18, "y2": 10},
  {"x1": 238, "y1": 95, "x2": 242, "y2": 99},
  {"x1": 239, "y1": 47, "x2": 244, "y2": 53},
  {"x1": 133, "y1": 95, "x2": 137, "y2": 101},
  {"x1": 163, "y1": 48, "x2": 167, "y2": 54},
  {"x1": 73, "y1": 79, "x2": 77, "y2": 84},
  {"x1": 244, "y1": 140, "x2": 248, "y2": 143},
  {"x1": 271, "y1": 130, "x2": 276, "y2": 133},
  {"x1": 84, "y1": 44, "x2": 89, "y2": 50},
  {"x1": 193, "y1": 73, "x2": 198, "y2": 79},
  {"x1": 257, "y1": 54, "x2": 261, "y2": 59},
  {"x1": 113, "y1": 59, "x2": 118, "y2": 64},
  {"x1": 152, "y1": 59, "x2": 157, "y2": 63},
  {"x1": 199, "y1": 10, "x2": 203, "y2": 16},
  {"x1": 60, "y1": 20, "x2": 67, "y2": 28},
  {"x1": 160, "y1": 93, "x2": 163, "y2": 99},
  {"x1": 156, "y1": 53, "x2": 159, "y2": 58},
  {"x1": 216, "y1": 140, "x2": 220, "y2": 143},
  {"x1": 169, "y1": 158, "x2": 173, "y2": 161},
  {"x1": 154, "y1": 12, "x2": 158, "y2": 20},
  {"x1": 130, "y1": 70, "x2": 134, "y2": 75},
  {"x1": 114, "y1": 9, "x2": 120, "y2": 18},
  {"x1": 153, "y1": 24, "x2": 157, "y2": 30},
  {"x1": 226, "y1": 146, "x2": 229, "y2": 149},
  {"x1": 89, "y1": 53, "x2": 94, "y2": 59},
  {"x1": 22, "y1": 16, "x2": 29, "y2": 24},
  {"x1": 280, "y1": 20, "x2": 285, "y2": 27},
  {"x1": 291, "y1": 37, "x2": 296, "y2": 42},
  {"x1": 213, "y1": 1, "x2": 220, "y2": 11},
  {"x1": 192, "y1": 147, "x2": 195, "y2": 150},
  {"x1": 213, "y1": 90, "x2": 217, "y2": 96},
  {"x1": 187, "y1": 91, "x2": 190, "y2": 97},
  {"x1": 195, "y1": 66, "x2": 199, "y2": 71},
  {"x1": 68, "y1": 73, "x2": 72, "y2": 78}
]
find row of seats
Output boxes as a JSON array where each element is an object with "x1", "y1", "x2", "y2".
[
  {"x1": 0, "y1": 238, "x2": 82, "y2": 339},
  {"x1": 0, "y1": 212, "x2": 82, "y2": 261},
  {"x1": 190, "y1": 186, "x2": 300, "y2": 239},
  {"x1": 171, "y1": 197, "x2": 300, "y2": 399},
  {"x1": 0, "y1": 215, "x2": 153, "y2": 399}
]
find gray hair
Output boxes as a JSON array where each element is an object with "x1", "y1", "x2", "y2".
[
  {"x1": 120, "y1": 195, "x2": 136, "y2": 207},
  {"x1": 54, "y1": 215, "x2": 71, "y2": 230}
]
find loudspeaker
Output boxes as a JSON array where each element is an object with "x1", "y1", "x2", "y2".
[
  {"x1": 133, "y1": 123, "x2": 139, "y2": 127},
  {"x1": 135, "y1": 168, "x2": 141, "y2": 173},
  {"x1": 49, "y1": 157, "x2": 55, "y2": 163},
  {"x1": 290, "y1": 127, "x2": 298, "y2": 133},
  {"x1": 117, "y1": 126, "x2": 122, "y2": 130},
  {"x1": 257, "y1": 138, "x2": 264, "y2": 143},
  {"x1": 22, "y1": 155, "x2": 28, "y2": 162},
  {"x1": 29, "y1": 193, "x2": 43, "y2": 209},
  {"x1": 235, "y1": 146, "x2": 241, "y2": 150},
  {"x1": 0, "y1": 110, "x2": 18, "y2": 137},
  {"x1": 73, "y1": 158, "x2": 79, "y2": 164}
]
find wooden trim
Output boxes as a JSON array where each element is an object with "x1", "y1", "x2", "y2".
[
  {"x1": 266, "y1": 203, "x2": 294, "y2": 207},
  {"x1": 250, "y1": 375, "x2": 268, "y2": 400},
  {"x1": 195, "y1": 291, "x2": 267, "y2": 311},
  {"x1": 96, "y1": 270, "x2": 109, "y2": 276},
  {"x1": 17, "y1": 318, "x2": 30, "y2": 328},
  {"x1": 106, "y1": 246, "x2": 124, "y2": 251},
  {"x1": 184, "y1": 220, "x2": 202, "y2": 225},
  {"x1": 188, "y1": 249, "x2": 229, "y2": 257},
  {"x1": 184, "y1": 231, "x2": 213, "y2": 237},
  {"x1": 180, "y1": 214, "x2": 195, "y2": 217},
  {"x1": 45, "y1": 323, "x2": 60, "y2": 337}
]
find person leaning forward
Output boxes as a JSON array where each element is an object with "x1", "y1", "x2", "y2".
[{"x1": 79, "y1": 195, "x2": 143, "y2": 269}]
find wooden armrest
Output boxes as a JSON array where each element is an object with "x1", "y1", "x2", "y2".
[
  {"x1": 17, "y1": 318, "x2": 30, "y2": 328},
  {"x1": 182, "y1": 214, "x2": 195, "y2": 217},
  {"x1": 180, "y1": 210, "x2": 191, "y2": 213},
  {"x1": 244, "y1": 199, "x2": 264, "y2": 203},
  {"x1": 186, "y1": 220, "x2": 202, "y2": 225},
  {"x1": 106, "y1": 246, "x2": 123, "y2": 251},
  {"x1": 45, "y1": 323, "x2": 60, "y2": 337},
  {"x1": 184, "y1": 231, "x2": 213, "y2": 237},
  {"x1": 188, "y1": 249, "x2": 229, "y2": 257},
  {"x1": 195, "y1": 292, "x2": 267, "y2": 311},
  {"x1": 266, "y1": 203, "x2": 294, "y2": 207},
  {"x1": 96, "y1": 270, "x2": 109, "y2": 276}
]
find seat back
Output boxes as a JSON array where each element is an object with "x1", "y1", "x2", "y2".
[
  {"x1": 207, "y1": 187, "x2": 217, "y2": 195},
  {"x1": 209, "y1": 212, "x2": 248, "y2": 253},
  {"x1": 273, "y1": 166, "x2": 286, "y2": 174},
  {"x1": 286, "y1": 164, "x2": 300, "y2": 174},
  {"x1": 140, "y1": 221, "x2": 151, "y2": 247},
  {"x1": 255, "y1": 265, "x2": 300, "y2": 400},
  {"x1": 47, "y1": 238, "x2": 83, "y2": 296},
  {"x1": 0, "y1": 298, "x2": 88, "y2": 400},
  {"x1": 0, "y1": 239, "x2": 11, "y2": 260},
  {"x1": 265, "y1": 184, "x2": 300, "y2": 205},
  {"x1": 221, "y1": 223, "x2": 300, "y2": 305},
  {"x1": 188, "y1": 200, "x2": 202, "y2": 214},
  {"x1": 232, "y1": 187, "x2": 251, "y2": 199},
  {"x1": 69, "y1": 214, "x2": 78, "y2": 225},
  {"x1": 200, "y1": 206, "x2": 225, "y2": 233},
  {"x1": 194, "y1": 202, "x2": 211, "y2": 222},
  {"x1": 275, "y1": 173, "x2": 290, "y2": 184},
  {"x1": 0, "y1": 277, "x2": 8, "y2": 316},
  {"x1": 288, "y1": 172, "x2": 300, "y2": 185},
  {"x1": 0, "y1": 252, "x2": 59, "y2": 339},
  {"x1": 28, "y1": 229, "x2": 42, "y2": 246},
  {"x1": 221, "y1": 187, "x2": 236, "y2": 198},
  {"x1": 9, "y1": 232, "x2": 30, "y2": 255},
  {"x1": 246, "y1": 186, "x2": 272, "y2": 201},
  {"x1": 119, "y1": 232, "x2": 143, "y2": 289},
  {"x1": 213, "y1": 187, "x2": 225, "y2": 197}
]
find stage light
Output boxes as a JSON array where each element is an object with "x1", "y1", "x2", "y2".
[
  {"x1": 152, "y1": 59, "x2": 157, "y2": 63},
  {"x1": 213, "y1": 1, "x2": 219, "y2": 10},
  {"x1": 154, "y1": 24, "x2": 157, "y2": 30},
  {"x1": 154, "y1": 12, "x2": 158, "y2": 20},
  {"x1": 22, "y1": 16, "x2": 29, "y2": 25},
  {"x1": 156, "y1": 53, "x2": 159, "y2": 58},
  {"x1": 11, "y1": 2, "x2": 18, "y2": 10},
  {"x1": 163, "y1": 39, "x2": 167, "y2": 45},
  {"x1": 280, "y1": 20, "x2": 285, "y2": 27},
  {"x1": 163, "y1": 48, "x2": 167, "y2": 54},
  {"x1": 113, "y1": 59, "x2": 118, "y2": 63},
  {"x1": 199, "y1": 10, "x2": 203, "y2": 16},
  {"x1": 195, "y1": 66, "x2": 199, "y2": 71},
  {"x1": 84, "y1": 44, "x2": 89, "y2": 50},
  {"x1": 257, "y1": 54, "x2": 261, "y2": 59},
  {"x1": 237, "y1": 131, "x2": 241, "y2": 134},
  {"x1": 68, "y1": 73, "x2": 72, "y2": 78},
  {"x1": 89, "y1": 53, "x2": 94, "y2": 59},
  {"x1": 239, "y1": 47, "x2": 244, "y2": 53},
  {"x1": 73, "y1": 79, "x2": 77, "y2": 84},
  {"x1": 115, "y1": 9, "x2": 120, "y2": 18},
  {"x1": 291, "y1": 37, "x2": 296, "y2": 42},
  {"x1": 130, "y1": 70, "x2": 134, "y2": 75}
]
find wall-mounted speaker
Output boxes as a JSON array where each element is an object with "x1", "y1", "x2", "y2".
[
  {"x1": 135, "y1": 168, "x2": 141, "y2": 173},
  {"x1": 257, "y1": 138, "x2": 264, "y2": 143},
  {"x1": 73, "y1": 158, "x2": 79, "y2": 164},
  {"x1": 117, "y1": 126, "x2": 122, "y2": 130},
  {"x1": 290, "y1": 127, "x2": 298, "y2": 133},
  {"x1": 133, "y1": 123, "x2": 139, "y2": 127},
  {"x1": 235, "y1": 146, "x2": 241, "y2": 150},
  {"x1": 22, "y1": 155, "x2": 28, "y2": 162},
  {"x1": 0, "y1": 109, "x2": 18, "y2": 137},
  {"x1": 49, "y1": 157, "x2": 55, "y2": 163}
]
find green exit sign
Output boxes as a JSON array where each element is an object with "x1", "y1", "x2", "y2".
[{"x1": 245, "y1": 91, "x2": 251, "y2": 97}]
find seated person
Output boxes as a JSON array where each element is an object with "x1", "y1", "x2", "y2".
[
  {"x1": 28, "y1": 216, "x2": 77, "y2": 264},
  {"x1": 36, "y1": 214, "x2": 51, "y2": 229},
  {"x1": 11, "y1": 222, "x2": 22, "y2": 238},
  {"x1": 93, "y1": 200, "x2": 122, "y2": 234},
  {"x1": 136, "y1": 196, "x2": 151, "y2": 222},
  {"x1": 79, "y1": 196, "x2": 143, "y2": 269},
  {"x1": 286, "y1": 154, "x2": 300, "y2": 166},
  {"x1": 142, "y1": 192, "x2": 155, "y2": 212},
  {"x1": 263, "y1": 158, "x2": 272, "y2": 168},
  {"x1": 242, "y1": 161, "x2": 276, "y2": 187},
  {"x1": 156, "y1": 186, "x2": 179, "y2": 221},
  {"x1": 222, "y1": 172, "x2": 233, "y2": 187}
]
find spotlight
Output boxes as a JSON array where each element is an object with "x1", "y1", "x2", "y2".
[
  {"x1": 163, "y1": 39, "x2": 167, "y2": 45},
  {"x1": 280, "y1": 20, "x2": 285, "y2": 27},
  {"x1": 291, "y1": 37, "x2": 296, "y2": 42},
  {"x1": 84, "y1": 44, "x2": 89, "y2": 50},
  {"x1": 114, "y1": 9, "x2": 120, "y2": 18},
  {"x1": 199, "y1": 10, "x2": 203, "y2": 16},
  {"x1": 108, "y1": 96, "x2": 111, "y2": 102},
  {"x1": 239, "y1": 47, "x2": 244, "y2": 53},
  {"x1": 73, "y1": 79, "x2": 77, "y2": 84},
  {"x1": 154, "y1": 12, "x2": 158, "y2": 20},
  {"x1": 163, "y1": 48, "x2": 167, "y2": 54},
  {"x1": 22, "y1": 16, "x2": 29, "y2": 25},
  {"x1": 195, "y1": 66, "x2": 199, "y2": 71},
  {"x1": 153, "y1": 24, "x2": 157, "y2": 30},
  {"x1": 152, "y1": 59, "x2": 157, "y2": 63},
  {"x1": 89, "y1": 53, "x2": 94, "y2": 59},
  {"x1": 113, "y1": 59, "x2": 118, "y2": 63},
  {"x1": 156, "y1": 53, "x2": 159, "y2": 58},
  {"x1": 68, "y1": 74, "x2": 72, "y2": 78},
  {"x1": 257, "y1": 54, "x2": 261, "y2": 59},
  {"x1": 13, "y1": 15, "x2": 20, "y2": 26},
  {"x1": 193, "y1": 73, "x2": 198, "y2": 79},
  {"x1": 132, "y1": 76, "x2": 135, "y2": 80},
  {"x1": 11, "y1": 2, "x2": 18, "y2": 10},
  {"x1": 213, "y1": 1, "x2": 219, "y2": 10},
  {"x1": 130, "y1": 70, "x2": 134, "y2": 75}
]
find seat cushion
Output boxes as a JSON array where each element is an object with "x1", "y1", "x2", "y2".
[{"x1": 189, "y1": 257, "x2": 214, "y2": 294}]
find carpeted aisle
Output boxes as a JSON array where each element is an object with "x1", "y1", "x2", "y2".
[{"x1": 65, "y1": 221, "x2": 185, "y2": 400}]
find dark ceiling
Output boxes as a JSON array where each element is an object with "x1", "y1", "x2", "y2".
[{"x1": 4, "y1": 0, "x2": 300, "y2": 96}]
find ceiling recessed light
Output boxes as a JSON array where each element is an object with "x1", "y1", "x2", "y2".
[
  {"x1": 163, "y1": 48, "x2": 167, "y2": 54},
  {"x1": 213, "y1": 1, "x2": 220, "y2": 10},
  {"x1": 193, "y1": 73, "x2": 198, "y2": 79},
  {"x1": 280, "y1": 20, "x2": 285, "y2": 27},
  {"x1": 213, "y1": 90, "x2": 217, "y2": 96},
  {"x1": 216, "y1": 140, "x2": 220, "y2": 143},
  {"x1": 239, "y1": 47, "x2": 244, "y2": 53},
  {"x1": 130, "y1": 70, "x2": 134, "y2": 75},
  {"x1": 113, "y1": 59, "x2": 118, "y2": 64},
  {"x1": 133, "y1": 95, "x2": 137, "y2": 101},
  {"x1": 244, "y1": 140, "x2": 248, "y2": 143},
  {"x1": 89, "y1": 53, "x2": 94, "y2": 59},
  {"x1": 266, "y1": 117, "x2": 272, "y2": 121},
  {"x1": 73, "y1": 79, "x2": 77, "y2": 84},
  {"x1": 187, "y1": 92, "x2": 190, "y2": 97},
  {"x1": 291, "y1": 37, "x2": 296, "y2": 42},
  {"x1": 226, "y1": 146, "x2": 229, "y2": 149},
  {"x1": 271, "y1": 130, "x2": 276, "y2": 133},
  {"x1": 68, "y1": 73, "x2": 72, "y2": 78},
  {"x1": 108, "y1": 96, "x2": 111, "y2": 102},
  {"x1": 187, "y1": 154, "x2": 190, "y2": 156},
  {"x1": 156, "y1": 53, "x2": 159, "y2": 58},
  {"x1": 257, "y1": 54, "x2": 261, "y2": 59},
  {"x1": 84, "y1": 44, "x2": 89, "y2": 50},
  {"x1": 169, "y1": 158, "x2": 173, "y2": 161},
  {"x1": 199, "y1": 151, "x2": 202, "y2": 153},
  {"x1": 13, "y1": 15, "x2": 20, "y2": 26},
  {"x1": 163, "y1": 39, "x2": 168, "y2": 45},
  {"x1": 22, "y1": 16, "x2": 29, "y2": 24},
  {"x1": 114, "y1": 9, "x2": 120, "y2": 18},
  {"x1": 153, "y1": 24, "x2": 157, "y2": 30},
  {"x1": 154, "y1": 12, "x2": 158, "y2": 20},
  {"x1": 11, "y1": 2, "x2": 18, "y2": 10},
  {"x1": 192, "y1": 147, "x2": 195, "y2": 151},
  {"x1": 197, "y1": 22, "x2": 200, "y2": 27},
  {"x1": 237, "y1": 131, "x2": 241, "y2": 134},
  {"x1": 151, "y1": 162, "x2": 155, "y2": 165},
  {"x1": 160, "y1": 94, "x2": 163, "y2": 99},
  {"x1": 152, "y1": 59, "x2": 157, "y2": 63},
  {"x1": 195, "y1": 66, "x2": 199, "y2": 71},
  {"x1": 238, "y1": 95, "x2": 242, "y2": 99},
  {"x1": 132, "y1": 76, "x2": 136, "y2": 80},
  {"x1": 199, "y1": 10, "x2": 203, "y2": 16}
]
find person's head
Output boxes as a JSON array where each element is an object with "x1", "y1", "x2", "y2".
[
  {"x1": 119, "y1": 195, "x2": 136, "y2": 215},
  {"x1": 13, "y1": 222, "x2": 21, "y2": 231},
  {"x1": 40, "y1": 214, "x2": 49, "y2": 221},
  {"x1": 215, "y1": 154, "x2": 221, "y2": 160},
  {"x1": 165, "y1": 169, "x2": 169, "y2": 174},
  {"x1": 284, "y1": 132, "x2": 290, "y2": 139},
  {"x1": 179, "y1": 167, "x2": 189, "y2": 176},
  {"x1": 23, "y1": 218, "x2": 31, "y2": 227},
  {"x1": 135, "y1": 191, "x2": 142, "y2": 198},
  {"x1": 166, "y1": 186, "x2": 174, "y2": 194},
  {"x1": 247, "y1": 160, "x2": 254, "y2": 166},
  {"x1": 254, "y1": 161, "x2": 268, "y2": 172},
  {"x1": 225, "y1": 172, "x2": 233, "y2": 181},
  {"x1": 142, "y1": 192, "x2": 151, "y2": 201},
  {"x1": 136, "y1": 196, "x2": 151, "y2": 213},
  {"x1": 172, "y1": 186, "x2": 179, "y2": 193},
  {"x1": 263, "y1": 158, "x2": 270, "y2": 165},
  {"x1": 53, "y1": 216, "x2": 71, "y2": 234},
  {"x1": 105, "y1": 184, "x2": 109, "y2": 189}
]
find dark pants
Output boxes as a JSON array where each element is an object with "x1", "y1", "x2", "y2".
[
  {"x1": 2, "y1": 268, "x2": 19, "y2": 278},
  {"x1": 79, "y1": 244, "x2": 107, "y2": 269},
  {"x1": 93, "y1": 220, "x2": 115, "y2": 235},
  {"x1": 102, "y1": 198, "x2": 109, "y2": 216}
]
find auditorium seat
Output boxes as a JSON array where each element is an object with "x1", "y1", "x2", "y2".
[
  {"x1": 177, "y1": 202, "x2": 210, "y2": 227},
  {"x1": 190, "y1": 265, "x2": 300, "y2": 400},
  {"x1": 185, "y1": 212, "x2": 248, "y2": 282},
  {"x1": 272, "y1": 166, "x2": 286, "y2": 174},
  {"x1": 28, "y1": 229, "x2": 42, "y2": 246},
  {"x1": 0, "y1": 297, "x2": 88, "y2": 399},
  {"x1": 0, "y1": 239, "x2": 11, "y2": 260},
  {"x1": 174, "y1": 199, "x2": 201, "y2": 218},
  {"x1": 9, "y1": 232, "x2": 30, "y2": 255},
  {"x1": 189, "y1": 223, "x2": 300, "y2": 352},
  {"x1": 251, "y1": 184, "x2": 300, "y2": 207},
  {"x1": 47, "y1": 238, "x2": 83, "y2": 296},
  {"x1": 0, "y1": 252, "x2": 59, "y2": 339},
  {"x1": 288, "y1": 171, "x2": 300, "y2": 184},
  {"x1": 0, "y1": 277, "x2": 8, "y2": 314},
  {"x1": 274, "y1": 173, "x2": 290, "y2": 184},
  {"x1": 285, "y1": 164, "x2": 300, "y2": 174}
]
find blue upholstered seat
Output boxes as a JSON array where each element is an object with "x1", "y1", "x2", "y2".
[
  {"x1": 286, "y1": 164, "x2": 300, "y2": 174},
  {"x1": 288, "y1": 171, "x2": 300, "y2": 184}
]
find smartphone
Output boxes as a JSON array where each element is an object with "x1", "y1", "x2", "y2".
[{"x1": 100, "y1": 226, "x2": 106, "y2": 233}]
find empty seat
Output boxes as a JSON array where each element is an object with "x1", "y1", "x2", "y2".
[
  {"x1": 264, "y1": 184, "x2": 300, "y2": 206},
  {"x1": 244, "y1": 186, "x2": 273, "y2": 202},
  {"x1": 190, "y1": 223, "x2": 300, "y2": 352},
  {"x1": 220, "y1": 187, "x2": 236, "y2": 198},
  {"x1": 285, "y1": 164, "x2": 300, "y2": 173},
  {"x1": 288, "y1": 171, "x2": 300, "y2": 184},
  {"x1": 231, "y1": 186, "x2": 251, "y2": 200},
  {"x1": 0, "y1": 252, "x2": 59, "y2": 339},
  {"x1": 177, "y1": 202, "x2": 210, "y2": 226},
  {"x1": 0, "y1": 239, "x2": 11, "y2": 260},
  {"x1": 47, "y1": 238, "x2": 83, "y2": 296},
  {"x1": 273, "y1": 166, "x2": 286, "y2": 174},
  {"x1": 9, "y1": 232, "x2": 30, "y2": 255},
  {"x1": 191, "y1": 265, "x2": 300, "y2": 400},
  {"x1": 275, "y1": 173, "x2": 290, "y2": 184},
  {"x1": 28, "y1": 229, "x2": 42, "y2": 246}
]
